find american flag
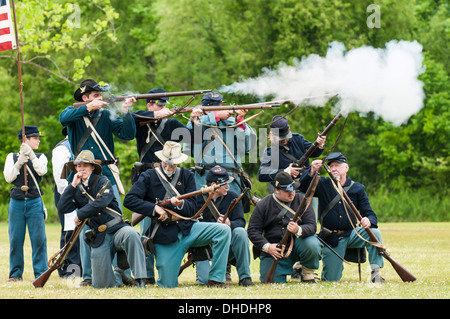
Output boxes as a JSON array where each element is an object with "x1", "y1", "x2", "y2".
[{"x1": 0, "y1": 0, "x2": 16, "y2": 52}]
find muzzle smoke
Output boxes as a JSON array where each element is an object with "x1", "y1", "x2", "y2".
[{"x1": 220, "y1": 40, "x2": 425, "y2": 126}]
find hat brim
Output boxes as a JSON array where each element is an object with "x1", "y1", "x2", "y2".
[
  {"x1": 74, "y1": 85, "x2": 109, "y2": 102},
  {"x1": 154, "y1": 150, "x2": 188, "y2": 165},
  {"x1": 274, "y1": 180, "x2": 300, "y2": 191},
  {"x1": 272, "y1": 131, "x2": 292, "y2": 140},
  {"x1": 66, "y1": 161, "x2": 102, "y2": 175}
]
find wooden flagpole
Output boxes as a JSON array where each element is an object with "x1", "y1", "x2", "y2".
[{"x1": 10, "y1": 0, "x2": 27, "y2": 190}]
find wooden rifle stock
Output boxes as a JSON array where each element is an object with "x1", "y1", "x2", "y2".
[
  {"x1": 264, "y1": 173, "x2": 320, "y2": 283},
  {"x1": 33, "y1": 180, "x2": 111, "y2": 288},
  {"x1": 294, "y1": 113, "x2": 342, "y2": 168},
  {"x1": 323, "y1": 165, "x2": 417, "y2": 282},
  {"x1": 131, "y1": 182, "x2": 227, "y2": 226},
  {"x1": 73, "y1": 89, "x2": 212, "y2": 108}
]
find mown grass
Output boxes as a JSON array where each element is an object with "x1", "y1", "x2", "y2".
[{"x1": 0, "y1": 222, "x2": 448, "y2": 300}]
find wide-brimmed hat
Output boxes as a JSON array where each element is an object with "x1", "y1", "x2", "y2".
[
  {"x1": 18, "y1": 125, "x2": 44, "y2": 140},
  {"x1": 66, "y1": 150, "x2": 102, "y2": 175},
  {"x1": 270, "y1": 115, "x2": 292, "y2": 140},
  {"x1": 206, "y1": 166, "x2": 234, "y2": 184},
  {"x1": 73, "y1": 79, "x2": 109, "y2": 102},
  {"x1": 146, "y1": 88, "x2": 169, "y2": 105},
  {"x1": 273, "y1": 172, "x2": 299, "y2": 192},
  {"x1": 155, "y1": 141, "x2": 188, "y2": 165}
]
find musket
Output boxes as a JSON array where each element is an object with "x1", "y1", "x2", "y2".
[
  {"x1": 323, "y1": 164, "x2": 417, "y2": 282},
  {"x1": 222, "y1": 192, "x2": 245, "y2": 222},
  {"x1": 131, "y1": 182, "x2": 227, "y2": 226},
  {"x1": 138, "y1": 102, "x2": 280, "y2": 126},
  {"x1": 264, "y1": 172, "x2": 320, "y2": 283},
  {"x1": 33, "y1": 180, "x2": 110, "y2": 288},
  {"x1": 73, "y1": 89, "x2": 212, "y2": 108},
  {"x1": 292, "y1": 113, "x2": 342, "y2": 168}
]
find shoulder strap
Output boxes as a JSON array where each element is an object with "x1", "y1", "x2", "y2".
[
  {"x1": 75, "y1": 111, "x2": 102, "y2": 156},
  {"x1": 139, "y1": 119, "x2": 167, "y2": 162},
  {"x1": 155, "y1": 166, "x2": 181, "y2": 200},
  {"x1": 320, "y1": 181, "x2": 354, "y2": 224}
]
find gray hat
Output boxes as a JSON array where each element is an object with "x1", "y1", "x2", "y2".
[{"x1": 66, "y1": 150, "x2": 102, "y2": 175}]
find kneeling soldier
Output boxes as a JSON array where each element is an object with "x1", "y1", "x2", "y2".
[
  {"x1": 57, "y1": 150, "x2": 147, "y2": 288},
  {"x1": 196, "y1": 166, "x2": 254, "y2": 286},
  {"x1": 248, "y1": 172, "x2": 322, "y2": 283},
  {"x1": 124, "y1": 141, "x2": 231, "y2": 288}
]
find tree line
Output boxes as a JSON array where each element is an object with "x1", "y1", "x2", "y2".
[{"x1": 0, "y1": 0, "x2": 448, "y2": 215}]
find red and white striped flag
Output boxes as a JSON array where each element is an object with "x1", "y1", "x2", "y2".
[{"x1": 0, "y1": 0, "x2": 16, "y2": 52}]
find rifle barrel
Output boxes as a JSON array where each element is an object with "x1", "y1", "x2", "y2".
[{"x1": 73, "y1": 89, "x2": 212, "y2": 108}]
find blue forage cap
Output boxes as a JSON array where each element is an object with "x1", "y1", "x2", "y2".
[
  {"x1": 270, "y1": 115, "x2": 292, "y2": 140},
  {"x1": 273, "y1": 171, "x2": 299, "y2": 192},
  {"x1": 206, "y1": 166, "x2": 234, "y2": 184},
  {"x1": 18, "y1": 126, "x2": 44, "y2": 140},
  {"x1": 201, "y1": 92, "x2": 223, "y2": 106},
  {"x1": 327, "y1": 152, "x2": 347, "y2": 164},
  {"x1": 146, "y1": 88, "x2": 169, "y2": 104}
]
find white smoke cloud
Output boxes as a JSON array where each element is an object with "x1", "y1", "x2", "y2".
[{"x1": 219, "y1": 40, "x2": 425, "y2": 126}]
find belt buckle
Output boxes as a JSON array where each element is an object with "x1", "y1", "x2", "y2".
[
  {"x1": 97, "y1": 225, "x2": 107, "y2": 232},
  {"x1": 20, "y1": 185, "x2": 29, "y2": 192}
]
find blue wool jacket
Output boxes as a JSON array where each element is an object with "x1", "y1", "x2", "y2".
[
  {"x1": 132, "y1": 110, "x2": 193, "y2": 163},
  {"x1": 258, "y1": 133, "x2": 324, "y2": 183},
  {"x1": 59, "y1": 105, "x2": 136, "y2": 184},
  {"x1": 299, "y1": 170, "x2": 378, "y2": 247},
  {"x1": 57, "y1": 174, "x2": 125, "y2": 248},
  {"x1": 123, "y1": 167, "x2": 197, "y2": 244}
]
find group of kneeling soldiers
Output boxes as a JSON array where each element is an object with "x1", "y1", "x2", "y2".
[{"x1": 5, "y1": 79, "x2": 385, "y2": 288}]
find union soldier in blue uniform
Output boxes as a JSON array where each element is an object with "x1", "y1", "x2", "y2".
[
  {"x1": 3, "y1": 126, "x2": 48, "y2": 281},
  {"x1": 130, "y1": 88, "x2": 203, "y2": 284},
  {"x1": 57, "y1": 150, "x2": 147, "y2": 288},
  {"x1": 299, "y1": 152, "x2": 385, "y2": 282},
  {"x1": 258, "y1": 115, "x2": 326, "y2": 190},
  {"x1": 185, "y1": 92, "x2": 257, "y2": 212},
  {"x1": 124, "y1": 141, "x2": 231, "y2": 288},
  {"x1": 195, "y1": 166, "x2": 254, "y2": 286},
  {"x1": 248, "y1": 172, "x2": 322, "y2": 283}
]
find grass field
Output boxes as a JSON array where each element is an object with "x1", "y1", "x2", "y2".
[{"x1": 0, "y1": 222, "x2": 448, "y2": 300}]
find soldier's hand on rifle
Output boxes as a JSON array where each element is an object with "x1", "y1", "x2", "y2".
[
  {"x1": 284, "y1": 163, "x2": 301, "y2": 178},
  {"x1": 155, "y1": 206, "x2": 169, "y2": 222},
  {"x1": 189, "y1": 107, "x2": 203, "y2": 122},
  {"x1": 121, "y1": 97, "x2": 136, "y2": 113},
  {"x1": 154, "y1": 107, "x2": 174, "y2": 119},
  {"x1": 74, "y1": 215, "x2": 83, "y2": 226},
  {"x1": 359, "y1": 217, "x2": 371, "y2": 229},
  {"x1": 267, "y1": 244, "x2": 282, "y2": 260},
  {"x1": 309, "y1": 160, "x2": 323, "y2": 176},
  {"x1": 217, "y1": 214, "x2": 231, "y2": 227},
  {"x1": 316, "y1": 134, "x2": 326, "y2": 149},
  {"x1": 287, "y1": 221, "x2": 300, "y2": 234},
  {"x1": 235, "y1": 108, "x2": 248, "y2": 121},
  {"x1": 86, "y1": 99, "x2": 108, "y2": 112},
  {"x1": 170, "y1": 196, "x2": 184, "y2": 208}
]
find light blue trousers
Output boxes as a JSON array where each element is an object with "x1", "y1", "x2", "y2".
[
  {"x1": 8, "y1": 197, "x2": 48, "y2": 279},
  {"x1": 321, "y1": 227, "x2": 384, "y2": 281},
  {"x1": 90, "y1": 226, "x2": 147, "y2": 288},
  {"x1": 259, "y1": 235, "x2": 322, "y2": 283},
  {"x1": 154, "y1": 222, "x2": 231, "y2": 288},
  {"x1": 196, "y1": 226, "x2": 251, "y2": 285}
]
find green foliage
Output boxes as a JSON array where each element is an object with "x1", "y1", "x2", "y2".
[{"x1": 0, "y1": 0, "x2": 448, "y2": 222}]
